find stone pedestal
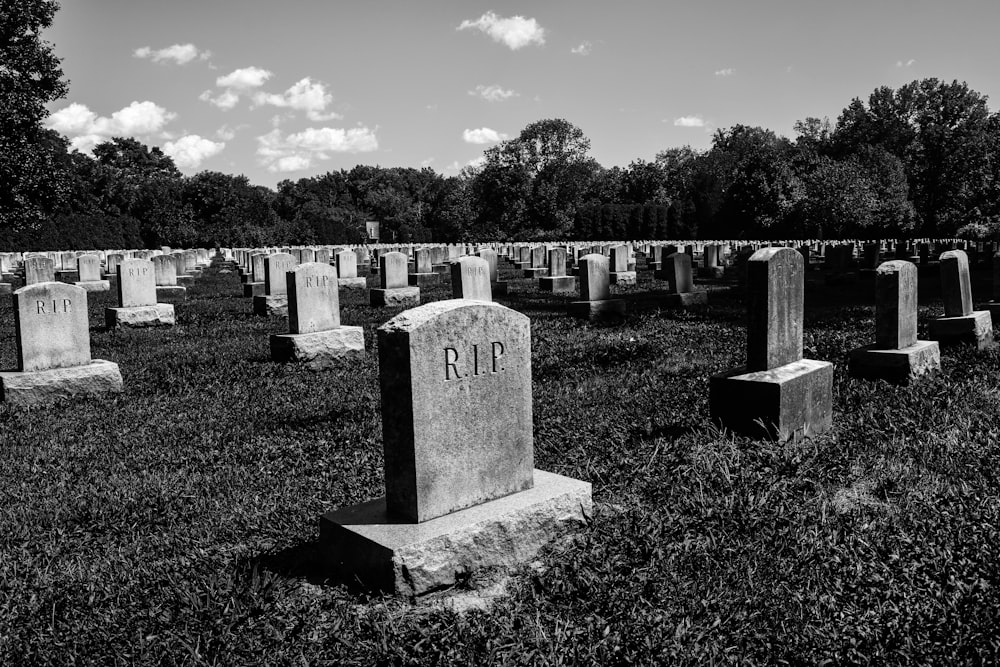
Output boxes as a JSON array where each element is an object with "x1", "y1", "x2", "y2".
[
  {"x1": 320, "y1": 469, "x2": 591, "y2": 597},
  {"x1": 270, "y1": 326, "x2": 365, "y2": 369},
  {"x1": 664, "y1": 291, "x2": 709, "y2": 307},
  {"x1": 370, "y1": 287, "x2": 420, "y2": 308},
  {"x1": 338, "y1": 277, "x2": 367, "y2": 291},
  {"x1": 75, "y1": 280, "x2": 110, "y2": 292},
  {"x1": 848, "y1": 341, "x2": 940, "y2": 384},
  {"x1": 928, "y1": 311, "x2": 994, "y2": 350},
  {"x1": 539, "y1": 276, "x2": 577, "y2": 292},
  {"x1": 569, "y1": 299, "x2": 626, "y2": 323},
  {"x1": 709, "y1": 358, "x2": 834, "y2": 442},
  {"x1": 408, "y1": 273, "x2": 439, "y2": 287},
  {"x1": 242, "y1": 282, "x2": 264, "y2": 298},
  {"x1": 253, "y1": 294, "x2": 289, "y2": 316},
  {"x1": 0, "y1": 359, "x2": 123, "y2": 406},
  {"x1": 105, "y1": 304, "x2": 175, "y2": 328},
  {"x1": 156, "y1": 285, "x2": 187, "y2": 301},
  {"x1": 609, "y1": 271, "x2": 636, "y2": 286},
  {"x1": 491, "y1": 281, "x2": 508, "y2": 296}
]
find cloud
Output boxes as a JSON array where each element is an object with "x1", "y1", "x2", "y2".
[
  {"x1": 458, "y1": 12, "x2": 546, "y2": 50},
  {"x1": 253, "y1": 77, "x2": 341, "y2": 121},
  {"x1": 133, "y1": 43, "x2": 211, "y2": 65},
  {"x1": 673, "y1": 116, "x2": 705, "y2": 128},
  {"x1": 217, "y1": 66, "x2": 273, "y2": 90},
  {"x1": 163, "y1": 135, "x2": 225, "y2": 169},
  {"x1": 462, "y1": 127, "x2": 508, "y2": 144},
  {"x1": 469, "y1": 84, "x2": 518, "y2": 102},
  {"x1": 715, "y1": 68, "x2": 735, "y2": 77},
  {"x1": 256, "y1": 126, "x2": 378, "y2": 172},
  {"x1": 896, "y1": 59, "x2": 916, "y2": 68},
  {"x1": 571, "y1": 41, "x2": 592, "y2": 56},
  {"x1": 45, "y1": 101, "x2": 177, "y2": 152},
  {"x1": 200, "y1": 89, "x2": 240, "y2": 110},
  {"x1": 214, "y1": 124, "x2": 247, "y2": 141}
]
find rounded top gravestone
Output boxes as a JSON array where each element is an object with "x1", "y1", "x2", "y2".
[{"x1": 13, "y1": 282, "x2": 91, "y2": 372}]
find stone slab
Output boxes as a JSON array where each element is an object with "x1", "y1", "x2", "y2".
[
  {"x1": 608, "y1": 271, "x2": 637, "y2": 286},
  {"x1": 338, "y1": 277, "x2": 367, "y2": 290},
  {"x1": 270, "y1": 326, "x2": 365, "y2": 369},
  {"x1": 408, "y1": 273, "x2": 439, "y2": 287},
  {"x1": 319, "y1": 469, "x2": 592, "y2": 597},
  {"x1": 156, "y1": 286, "x2": 187, "y2": 301},
  {"x1": 370, "y1": 287, "x2": 420, "y2": 308},
  {"x1": 242, "y1": 282, "x2": 264, "y2": 298},
  {"x1": 538, "y1": 275, "x2": 577, "y2": 292},
  {"x1": 848, "y1": 340, "x2": 941, "y2": 384},
  {"x1": 569, "y1": 299, "x2": 626, "y2": 323},
  {"x1": 709, "y1": 358, "x2": 834, "y2": 442},
  {"x1": 662, "y1": 291, "x2": 709, "y2": 307},
  {"x1": 74, "y1": 280, "x2": 110, "y2": 293},
  {"x1": 105, "y1": 304, "x2": 175, "y2": 328},
  {"x1": 253, "y1": 294, "x2": 289, "y2": 317},
  {"x1": 0, "y1": 359, "x2": 123, "y2": 406},
  {"x1": 928, "y1": 310, "x2": 994, "y2": 350}
]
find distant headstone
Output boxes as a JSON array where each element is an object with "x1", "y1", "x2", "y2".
[
  {"x1": 450, "y1": 256, "x2": 492, "y2": 301},
  {"x1": 253, "y1": 252, "x2": 297, "y2": 316},
  {"x1": 408, "y1": 247, "x2": 438, "y2": 287},
  {"x1": 153, "y1": 255, "x2": 187, "y2": 301},
  {"x1": 928, "y1": 249, "x2": 993, "y2": 350},
  {"x1": 336, "y1": 250, "x2": 367, "y2": 290},
  {"x1": 106, "y1": 259, "x2": 175, "y2": 328},
  {"x1": 539, "y1": 247, "x2": 576, "y2": 292},
  {"x1": 75, "y1": 254, "x2": 110, "y2": 292},
  {"x1": 24, "y1": 257, "x2": 55, "y2": 285},
  {"x1": 370, "y1": 252, "x2": 419, "y2": 307},
  {"x1": 569, "y1": 253, "x2": 625, "y2": 322}
]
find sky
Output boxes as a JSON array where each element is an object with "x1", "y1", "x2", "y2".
[{"x1": 42, "y1": 0, "x2": 1000, "y2": 189}]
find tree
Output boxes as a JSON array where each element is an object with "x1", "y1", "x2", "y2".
[{"x1": 0, "y1": 0, "x2": 69, "y2": 232}]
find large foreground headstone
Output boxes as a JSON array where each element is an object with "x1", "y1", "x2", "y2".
[
  {"x1": 0, "y1": 282, "x2": 123, "y2": 405},
  {"x1": 849, "y1": 260, "x2": 940, "y2": 383},
  {"x1": 709, "y1": 247, "x2": 833, "y2": 441},
  {"x1": 320, "y1": 299, "x2": 591, "y2": 596},
  {"x1": 105, "y1": 259, "x2": 175, "y2": 328},
  {"x1": 928, "y1": 250, "x2": 993, "y2": 350},
  {"x1": 270, "y1": 263, "x2": 364, "y2": 368},
  {"x1": 370, "y1": 252, "x2": 420, "y2": 307},
  {"x1": 569, "y1": 254, "x2": 625, "y2": 322}
]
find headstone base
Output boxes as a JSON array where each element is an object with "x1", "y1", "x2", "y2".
[
  {"x1": 338, "y1": 277, "x2": 367, "y2": 290},
  {"x1": 491, "y1": 281, "x2": 508, "y2": 296},
  {"x1": 242, "y1": 282, "x2": 264, "y2": 298},
  {"x1": 177, "y1": 275, "x2": 195, "y2": 285},
  {"x1": 569, "y1": 299, "x2": 626, "y2": 323},
  {"x1": 522, "y1": 268, "x2": 548, "y2": 278},
  {"x1": 320, "y1": 469, "x2": 591, "y2": 597},
  {"x1": 539, "y1": 276, "x2": 577, "y2": 292},
  {"x1": 270, "y1": 326, "x2": 365, "y2": 369},
  {"x1": 253, "y1": 294, "x2": 289, "y2": 316},
  {"x1": 609, "y1": 271, "x2": 637, "y2": 286},
  {"x1": 408, "y1": 273, "x2": 439, "y2": 287},
  {"x1": 156, "y1": 285, "x2": 187, "y2": 301},
  {"x1": 928, "y1": 311, "x2": 994, "y2": 350},
  {"x1": 848, "y1": 341, "x2": 941, "y2": 384},
  {"x1": 709, "y1": 358, "x2": 834, "y2": 442},
  {"x1": 0, "y1": 359, "x2": 123, "y2": 406},
  {"x1": 370, "y1": 287, "x2": 420, "y2": 308},
  {"x1": 663, "y1": 290, "x2": 709, "y2": 307},
  {"x1": 75, "y1": 280, "x2": 110, "y2": 292},
  {"x1": 105, "y1": 303, "x2": 175, "y2": 328}
]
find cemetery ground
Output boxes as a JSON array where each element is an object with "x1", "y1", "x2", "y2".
[{"x1": 2, "y1": 259, "x2": 1000, "y2": 664}]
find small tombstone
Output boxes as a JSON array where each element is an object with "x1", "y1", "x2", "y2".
[
  {"x1": 153, "y1": 255, "x2": 187, "y2": 301},
  {"x1": 450, "y1": 256, "x2": 492, "y2": 301},
  {"x1": 370, "y1": 252, "x2": 419, "y2": 307},
  {"x1": 300, "y1": 248, "x2": 316, "y2": 264},
  {"x1": 849, "y1": 260, "x2": 940, "y2": 383},
  {"x1": 336, "y1": 250, "x2": 367, "y2": 290},
  {"x1": 75, "y1": 254, "x2": 110, "y2": 292},
  {"x1": 539, "y1": 247, "x2": 576, "y2": 292},
  {"x1": 408, "y1": 247, "x2": 438, "y2": 287},
  {"x1": 569, "y1": 254, "x2": 625, "y2": 322},
  {"x1": 709, "y1": 247, "x2": 833, "y2": 441},
  {"x1": 106, "y1": 258, "x2": 175, "y2": 328},
  {"x1": 523, "y1": 246, "x2": 547, "y2": 278},
  {"x1": 253, "y1": 252, "x2": 297, "y2": 316},
  {"x1": 0, "y1": 282, "x2": 123, "y2": 405},
  {"x1": 928, "y1": 249, "x2": 993, "y2": 350},
  {"x1": 24, "y1": 257, "x2": 55, "y2": 285},
  {"x1": 241, "y1": 252, "x2": 266, "y2": 298},
  {"x1": 608, "y1": 245, "x2": 636, "y2": 286},
  {"x1": 105, "y1": 253, "x2": 124, "y2": 279},
  {"x1": 661, "y1": 252, "x2": 708, "y2": 306},
  {"x1": 320, "y1": 299, "x2": 591, "y2": 595},
  {"x1": 315, "y1": 248, "x2": 331, "y2": 265}
]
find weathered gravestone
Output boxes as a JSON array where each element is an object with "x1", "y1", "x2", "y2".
[
  {"x1": 370, "y1": 252, "x2": 420, "y2": 307},
  {"x1": 241, "y1": 252, "x2": 266, "y2": 298},
  {"x1": 320, "y1": 299, "x2": 591, "y2": 595},
  {"x1": 270, "y1": 263, "x2": 364, "y2": 368},
  {"x1": 699, "y1": 244, "x2": 726, "y2": 279},
  {"x1": 450, "y1": 256, "x2": 492, "y2": 301},
  {"x1": 0, "y1": 282, "x2": 123, "y2": 405},
  {"x1": 476, "y1": 248, "x2": 507, "y2": 296},
  {"x1": 335, "y1": 250, "x2": 367, "y2": 290},
  {"x1": 539, "y1": 247, "x2": 576, "y2": 292},
  {"x1": 709, "y1": 247, "x2": 833, "y2": 441},
  {"x1": 849, "y1": 260, "x2": 940, "y2": 383},
  {"x1": 153, "y1": 255, "x2": 187, "y2": 301},
  {"x1": 661, "y1": 252, "x2": 708, "y2": 306},
  {"x1": 104, "y1": 253, "x2": 124, "y2": 281},
  {"x1": 569, "y1": 253, "x2": 625, "y2": 322},
  {"x1": 75, "y1": 254, "x2": 110, "y2": 292},
  {"x1": 253, "y1": 252, "x2": 297, "y2": 316},
  {"x1": 24, "y1": 257, "x2": 55, "y2": 285},
  {"x1": 928, "y1": 250, "x2": 993, "y2": 350},
  {"x1": 608, "y1": 245, "x2": 636, "y2": 286},
  {"x1": 408, "y1": 248, "x2": 439, "y2": 287},
  {"x1": 106, "y1": 259, "x2": 175, "y2": 328},
  {"x1": 523, "y1": 246, "x2": 548, "y2": 278}
]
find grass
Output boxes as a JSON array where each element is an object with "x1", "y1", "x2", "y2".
[{"x1": 2, "y1": 258, "x2": 1000, "y2": 664}]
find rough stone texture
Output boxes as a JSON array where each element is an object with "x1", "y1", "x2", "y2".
[
  {"x1": 242, "y1": 282, "x2": 264, "y2": 298},
  {"x1": 14, "y1": 282, "x2": 91, "y2": 372},
  {"x1": 287, "y1": 263, "x2": 339, "y2": 334},
  {"x1": 849, "y1": 341, "x2": 941, "y2": 384},
  {"x1": 578, "y1": 254, "x2": 610, "y2": 301},
  {"x1": 451, "y1": 257, "x2": 492, "y2": 301},
  {"x1": 608, "y1": 271, "x2": 637, "y2": 286},
  {"x1": 0, "y1": 359, "x2": 123, "y2": 406},
  {"x1": 747, "y1": 247, "x2": 804, "y2": 372},
  {"x1": 117, "y1": 259, "x2": 157, "y2": 307},
  {"x1": 320, "y1": 469, "x2": 591, "y2": 596},
  {"x1": 338, "y1": 277, "x2": 367, "y2": 290},
  {"x1": 569, "y1": 299, "x2": 626, "y2": 322},
  {"x1": 875, "y1": 260, "x2": 918, "y2": 349},
  {"x1": 270, "y1": 326, "x2": 365, "y2": 369},
  {"x1": 370, "y1": 286, "x2": 420, "y2": 308},
  {"x1": 928, "y1": 310, "x2": 994, "y2": 350},
  {"x1": 157, "y1": 285, "x2": 187, "y2": 301},
  {"x1": 105, "y1": 303, "x2": 175, "y2": 328},
  {"x1": 152, "y1": 255, "x2": 178, "y2": 287},
  {"x1": 940, "y1": 250, "x2": 973, "y2": 317},
  {"x1": 662, "y1": 291, "x2": 708, "y2": 307},
  {"x1": 539, "y1": 275, "x2": 577, "y2": 292},
  {"x1": 709, "y1": 359, "x2": 834, "y2": 442},
  {"x1": 253, "y1": 294, "x2": 289, "y2": 317},
  {"x1": 74, "y1": 280, "x2": 110, "y2": 292},
  {"x1": 378, "y1": 300, "x2": 532, "y2": 523},
  {"x1": 415, "y1": 248, "x2": 433, "y2": 274}
]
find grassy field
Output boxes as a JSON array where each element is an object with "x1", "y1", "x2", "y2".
[{"x1": 2, "y1": 258, "x2": 1000, "y2": 665}]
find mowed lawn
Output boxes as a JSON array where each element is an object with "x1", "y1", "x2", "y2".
[{"x1": 2, "y1": 258, "x2": 1000, "y2": 665}]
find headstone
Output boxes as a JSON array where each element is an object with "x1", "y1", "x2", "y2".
[
  {"x1": 320, "y1": 299, "x2": 591, "y2": 595},
  {"x1": 709, "y1": 247, "x2": 833, "y2": 441},
  {"x1": 539, "y1": 247, "x2": 576, "y2": 292},
  {"x1": 523, "y1": 247, "x2": 547, "y2": 278},
  {"x1": 75, "y1": 254, "x2": 110, "y2": 292},
  {"x1": 408, "y1": 248, "x2": 438, "y2": 287},
  {"x1": 608, "y1": 245, "x2": 636, "y2": 286},
  {"x1": 253, "y1": 252, "x2": 297, "y2": 316},
  {"x1": 450, "y1": 256, "x2": 492, "y2": 301},
  {"x1": 106, "y1": 259, "x2": 175, "y2": 327},
  {"x1": 928, "y1": 249, "x2": 993, "y2": 350},
  {"x1": 570, "y1": 254, "x2": 625, "y2": 322},
  {"x1": 370, "y1": 252, "x2": 419, "y2": 307},
  {"x1": 336, "y1": 250, "x2": 367, "y2": 290}
]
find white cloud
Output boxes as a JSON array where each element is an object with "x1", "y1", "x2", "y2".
[
  {"x1": 458, "y1": 12, "x2": 546, "y2": 50},
  {"x1": 217, "y1": 66, "x2": 273, "y2": 90},
  {"x1": 133, "y1": 43, "x2": 211, "y2": 65},
  {"x1": 253, "y1": 77, "x2": 341, "y2": 121},
  {"x1": 163, "y1": 135, "x2": 225, "y2": 169},
  {"x1": 673, "y1": 116, "x2": 705, "y2": 128},
  {"x1": 199, "y1": 89, "x2": 240, "y2": 110},
  {"x1": 715, "y1": 68, "x2": 735, "y2": 77},
  {"x1": 46, "y1": 101, "x2": 177, "y2": 152},
  {"x1": 571, "y1": 41, "x2": 592, "y2": 56},
  {"x1": 896, "y1": 59, "x2": 916, "y2": 68},
  {"x1": 215, "y1": 124, "x2": 246, "y2": 141},
  {"x1": 469, "y1": 84, "x2": 518, "y2": 102},
  {"x1": 462, "y1": 127, "x2": 508, "y2": 144},
  {"x1": 256, "y1": 126, "x2": 378, "y2": 173}
]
